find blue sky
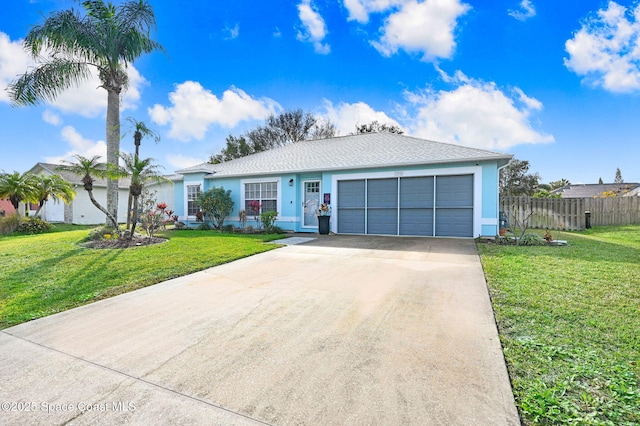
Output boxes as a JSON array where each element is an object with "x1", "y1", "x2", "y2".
[{"x1": 2, "y1": 0, "x2": 640, "y2": 184}]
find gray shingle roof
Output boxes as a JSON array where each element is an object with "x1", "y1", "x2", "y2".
[
  {"x1": 176, "y1": 133, "x2": 512, "y2": 178},
  {"x1": 552, "y1": 183, "x2": 640, "y2": 198}
]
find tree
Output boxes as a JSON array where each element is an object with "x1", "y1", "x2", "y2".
[
  {"x1": 548, "y1": 179, "x2": 570, "y2": 190},
  {"x1": 499, "y1": 159, "x2": 541, "y2": 197},
  {"x1": 122, "y1": 118, "x2": 160, "y2": 230},
  {"x1": 353, "y1": 120, "x2": 404, "y2": 134},
  {"x1": 9, "y1": 0, "x2": 163, "y2": 226},
  {"x1": 614, "y1": 168, "x2": 623, "y2": 184},
  {"x1": 32, "y1": 174, "x2": 76, "y2": 218},
  {"x1": 0, "y1": 171, "x2": 38, "y2": 224},
  {"x1": 196, "y1": 187, "x2": 234, "y2": 230},
  {"x1": 209, "y1": 135, "x2": 254, "y2": 164},
  {"x1": 598, "y1": 177, "x2": 604, "y2": 184},
  {"x1": 116, "y1": 153, "x2": 169, "y2": 238},
  {"x1": 209, "y1": 109, "x2": 336, "y2": 163},
  {"x1": 56, "y1": 155, "x2": 119, "y2": 234}
]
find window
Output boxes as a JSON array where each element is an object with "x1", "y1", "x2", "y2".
[
  {"x1": 186, "y1": 184, "x2": 201, "y2": 216},
  {"x1": 245, "y1": 181, "x2": 277, "y2": 214}
]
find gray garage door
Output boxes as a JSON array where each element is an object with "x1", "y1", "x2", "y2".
[{"x1": 337, "y1": 175, "x2": 473, "y2": 237}]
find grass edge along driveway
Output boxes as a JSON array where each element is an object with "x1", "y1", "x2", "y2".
[
  {"x1": 478, "y1": 226, "x2": 640, "y2": 425},
  {"x1": 0, "y1": 227, "x2": 282, "y2": 329}
]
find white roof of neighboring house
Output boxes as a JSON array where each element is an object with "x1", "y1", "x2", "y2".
[
  {"x1": 176, "y1": 133, "x2": 513, "y2": 178},
  {"x1": 28, "y1": 163, "x2": 182, "y2": 187}
]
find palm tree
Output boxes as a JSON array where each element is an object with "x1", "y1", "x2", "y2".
[
  {"x1": 122, "y1": 118, "x2": 160, "y2": 230},
  {"x1": 0, "y1": 171, "x2": 38, "y2": 224},
  {"x1": 117, "y1": 153, "x2": 169, "y2": 237},
  {"x1": 56, "y1": 155, "x2": 119, "y2": 234},
  {"x1": 8, "y1": 0, "x2": 162, "y2": 226},
  {"x1": 32, "y1": 174, "x2": 76, "y2": 218}
]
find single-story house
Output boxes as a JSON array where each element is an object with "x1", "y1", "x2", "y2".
[
  {"x1": 551, "y1": 183, "x2": 640, "y2": 198},
  {"x1": 25, "y1": 163, "x2": 178, "y2": 225},
  {"x1": 174, "y1": 133, "x2": 513, "y2": 238}
]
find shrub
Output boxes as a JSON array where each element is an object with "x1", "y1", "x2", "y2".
[
  {"x1": 198, "y1": 222, "x2": 213, "y2": 231},
  {"x1": 15, "y1": 217, "x2": 52, "y2": 235},
  {"x1": 259, "y1": 210, "x2": 278, "y2": 233},
  {"x1": 519, "y1": 233, "x2": 547, "y2": 246},
  {"x1": 0, "y1": 214, "x2": 19, "y2": 235},
  {"x1": 84, "y1": 225, "x2": 117, "y2": 242},
  {"x1": 221, "y1": 224, "x2": 236, "y2": 233},
  {"x1": 196, "y1": 187, "x2": 234, "y2": 230}
]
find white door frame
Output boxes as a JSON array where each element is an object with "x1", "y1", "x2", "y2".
[{"x1": 301, "y1": 179, "x2": 321, "y2": 229}]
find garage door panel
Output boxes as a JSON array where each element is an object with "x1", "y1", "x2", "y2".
[
  {"x1": 435, "y1": 209, "x2": 473, "y2": 237},
  {"x1": 399, "y1": 209, "x2": 434, "y2": 236},
  {"x1": 338, "y1": 209, "x2": 365, "y2": 234},
  {"x1": 400, "y1": 177, "x2": 434, "y2": 208},
  {"x1": 436, "y1": 175, "x2": 473, "y2": 207},
  {"x1": 338, "y1": 180, "x2": 365, "y2": 208},
  {"x1": 368, "y1": 209, "x2": 398, "y2": 235},
  {"x1": 367, "y1": 179, "x2": 398, "y2": 208}
]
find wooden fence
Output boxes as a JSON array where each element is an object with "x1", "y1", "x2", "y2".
[{"x1": 500, "y1": 196, "x2": 640, "y2": 231}]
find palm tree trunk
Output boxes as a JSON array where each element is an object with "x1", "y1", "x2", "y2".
[
  {"x1": 87, "y1": 189, "x2": 119, "y2": 235},
  {"x1": 34, "y1": 201, "x2": 45, "y2": 218},
  {"x1": 126, "y1": 192, "x2": 133, "y2": 230},
  {"x1": 130, "y1": 195, "x2": 139, "y2": 236},
  {"x1": 106, "y1": 88, "x2": 120, "y2": 227}
]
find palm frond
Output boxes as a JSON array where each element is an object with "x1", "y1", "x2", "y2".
[{"x1": 9, "y1": 59, "x2": 92, "y2": 106}]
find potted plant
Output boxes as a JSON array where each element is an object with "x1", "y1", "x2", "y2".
[{"x1": 317, "y1": 203, "x2": 331, "y2": 235}]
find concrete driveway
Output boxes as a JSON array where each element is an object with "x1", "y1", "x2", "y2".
[{"x1": 0, "y1": 235, "x2": 519, "y2": 425}]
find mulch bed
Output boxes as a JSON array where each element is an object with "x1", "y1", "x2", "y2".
[{"x1": 81, "y1": 236, "x2": 167, "y2": 249}]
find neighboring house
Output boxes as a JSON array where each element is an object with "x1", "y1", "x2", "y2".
[
  {"x1": 174, "y1": 133, "x2": 512, "y2": 238},
  {"x1": 25, "y1": 163, "x2": 178, "y2": 225},
  {"x1": 551, "y1": 183, "x2": 640, "y2": 198},
  {"x1": 0, "y1": 199, "x2": 16, "y2": 217}
]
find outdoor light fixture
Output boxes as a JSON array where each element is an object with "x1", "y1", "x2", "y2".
[{"x1": 289, "y1": 178, "x2": 294, "y2": 186}]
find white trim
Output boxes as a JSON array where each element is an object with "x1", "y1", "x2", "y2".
[
  {"x1": 331, "y1": 166, "x2": 484, "y2": 237},
  {"x1": 240, "y1": 177, "x2": 282, "y2": 217},
  {"x1": 301, "y1": 179, "x2": 321, "y2": 229},
  {"x1": 183, "y1": 181, "x2": 203, "y2": 218}
]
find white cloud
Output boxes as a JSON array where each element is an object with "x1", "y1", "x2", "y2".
[
  {"x1": 43, "y1": 125, "x2": 107, "y2": 164},
  {"x1": 0, "y1": 32, "x2": 34, "y2": 104},
  {"x1": 42, "y1": 110, "x2": 62, "y2": 126},
  {"x1": 371, "y1": 0, "x2": 471, "y2": 61},
  {"x1": 149, "y1": 82, "x2": 280, "y2": 142},
  {"x1": 565, "y1": 1, "x2": 640, "y2": 93},
  {"x1": 508, "y1": 0, "x2": 536, "y2": 21},
  {"x1": 297, "y1": 0, "x2": 331, "y2": 54},
  {"x1": 166, "y1": 153, "x2": 206, "y2": 169},
  {"x1": 224, "y1": 23, "x2": 240, "y2": 40},
  {"x1": 402, "y1": 71, "x2": 553, "y2": 149},
  {"x1": 343, "y1": 0, "x2": 404, "y2": 23},
  {"x1": 320, "y1": 99, "x2": 402, "y2": 135}
]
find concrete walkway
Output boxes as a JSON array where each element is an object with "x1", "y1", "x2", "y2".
[{"x1": 0, "y1": 236, "x2": 519, "y2": 425}]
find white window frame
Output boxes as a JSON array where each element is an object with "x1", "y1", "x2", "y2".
[
  {"x1": 240, "y1": 178, "x2": 281, "y2": 216},
  {"x1": 184, "y1": 182, "x2": 202, "y2": 218}
]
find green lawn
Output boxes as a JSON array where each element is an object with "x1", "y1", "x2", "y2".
[
  {"x1": 478, "y1": 226, "x2": 640, "y2": 425},
  {"x1": 0, "y1": 226, "x2": 282, "y2": 329}
]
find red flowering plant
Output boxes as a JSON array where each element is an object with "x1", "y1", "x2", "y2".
[{"x1": 248, "y1": 200, "x2": 262, "y2": 228}]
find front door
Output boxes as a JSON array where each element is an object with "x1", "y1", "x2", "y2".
[{"x1": 303, "y1": 180, "x2": 321, "y2": 228}]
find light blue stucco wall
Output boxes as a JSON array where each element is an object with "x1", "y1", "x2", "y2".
[{"x1": 176, "y1": 160, "x2": 502, "y2": 236}]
